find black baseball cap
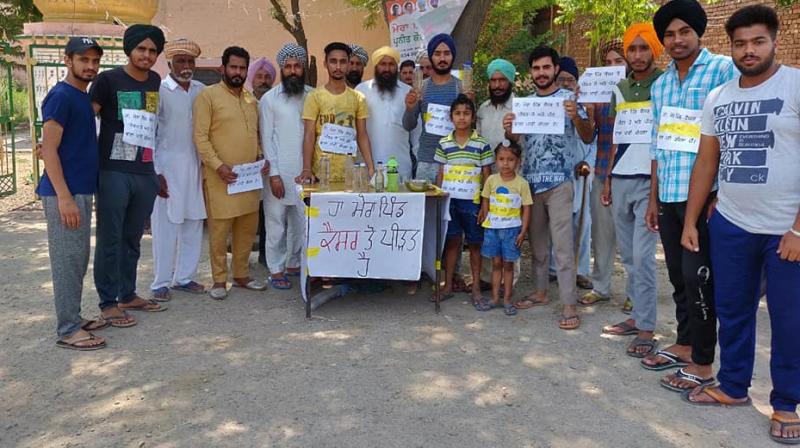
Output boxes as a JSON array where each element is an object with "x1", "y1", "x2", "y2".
[{"x1": 65, "y1": 37, "x2": 104, "y2": 56}]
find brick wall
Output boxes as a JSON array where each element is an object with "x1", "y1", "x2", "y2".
[{"x1": 560, "y1": 0, "x2": 800, "y2": 71}]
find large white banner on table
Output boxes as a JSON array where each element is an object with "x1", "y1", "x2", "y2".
[{"x1": 307, "y1": 192, "x2": 425, "y2": 280}]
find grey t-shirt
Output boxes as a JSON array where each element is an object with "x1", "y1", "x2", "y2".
[{"x1": 701, "y1": 65, "x2": 800, "y2": 235}]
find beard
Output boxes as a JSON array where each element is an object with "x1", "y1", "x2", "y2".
[
  {"x1": 433, "y1": 63, "x2": 452, "y2": 75},
  {"x1": 253, "y1": 84, "x2": 270, "y2": 99},
  {"x1": 173, "y1": 69, "x2": 194, "y2": 83},
  {"x1": 71, "y1": 67, "x2": 96, "y2": 83},
  {"x1": 224, "y1": 74, "x2": 245, "y2": 88},
  {"x1": 346, "y1": 70, "x2": 363, "y2": 86},
  {"x1": 489, "y1": 87, "x2": 512, "y2": 105},
  {"x1": 375, "y1": 70, "x2": 398, "y2": 95},
  {"x1": 534, "y1": 75, "x2": 555, "y2": 90},
  {"x1": 735, "y1": 50, "x2": 776, "y2": 77},
  {"x1": 282, "y1": 74, "x2": 305, "y2": 96}
]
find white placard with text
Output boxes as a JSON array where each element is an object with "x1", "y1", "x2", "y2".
[
  {"x1": 577, "y1": 66, "x2": 626, "y2": 103},
  {"x1": 121, "y1": 109, "x2": 157, "y2": 149},
  {"x1": 425, "y1": 103, "x2": 455, "y2": 136},
  {"x1": 319, "y1": 123, "x2": 357, "y2": 155},
  {"x1": 657, "y1": 106, "x2": 703, "y2": 153},
  {"x1": 227, "y1": 160, "x2": 265, "y2": 195},
  {"x1": 512, "y1": 97, "x2": 565, "y2": 135}
]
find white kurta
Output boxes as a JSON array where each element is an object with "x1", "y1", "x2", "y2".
[
  {"x1": 477, "y1": 94, "x2": 514, "y2": 149},
  {"x1": 154, "y1": 76, "x2": 207, "y2": 222},
  {"x1": 259, "y1": 83, "x2": 311, "y2": 205},
  {"x1": 355, "y1": 79, "x2": 413, "y2": 180}
]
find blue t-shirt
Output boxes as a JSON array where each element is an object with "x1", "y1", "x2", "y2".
[{"x1": 36, "y1": 81, "x2": 98, "y2": 196}]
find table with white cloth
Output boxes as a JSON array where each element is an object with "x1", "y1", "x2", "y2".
[{"x1": 297, "y1": 183, "x2": 450, "y2": 317}]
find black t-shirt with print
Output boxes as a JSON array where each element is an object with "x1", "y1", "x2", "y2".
[{"x1": 90, "y1": 66, "x2": 161, "y2": 174}]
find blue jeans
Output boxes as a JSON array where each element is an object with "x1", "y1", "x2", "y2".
[
  {"x1": 481, "y1": 227, "x2": 521, "y2": 262},
  {"x1": 94, "y1": 170, "x2": 159, "y2": 309},
  {"x1": 710, "y1": 211, "x2": 800, "y2": 412},
  {"x1": 446, "y1": 199, "x2": 483, "y2": 244}
]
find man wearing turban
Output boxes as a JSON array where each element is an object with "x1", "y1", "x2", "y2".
[
  {"x1": 356, "y1": 46, "x2": 414, "y2": 182},
  {"x1": 578, "y1": 38, "x2": 630, "y2": 310},
  {"x1": 640, "y1": 0, "x2": 737, "y2": 394},
  {"x1": 149, "y1": 39, "x2": 207, "y2": 302},
  {"x1": 259, "y1": 43, "x2": 312, "y2": 290},
  {"x1": 346, "y1": 44, "x2": 369, "y2": 88},
  {"x1": 247, "y1": 58, "x2": 277, "y2": 100},
  {"x1": 599, "y1": 22, "x2": 663, "y2": 360},
  {"x1": 90, "y1": 24, "x2": 168, "y2": 322}
]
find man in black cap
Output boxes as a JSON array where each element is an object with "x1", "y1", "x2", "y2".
[
  {"x1": 640, "y1": 0, "x2": 737, "y2": 393},
  {"x1": 91, "y1": 24, "x2": 168, "y2": 325},
  {"x1": 39, "y1": 37, "x2": 108, "y2": 349}
]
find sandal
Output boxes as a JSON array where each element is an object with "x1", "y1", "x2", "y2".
[
  {"x1": 151, "y1": 286, "x2": 172, "y2": 302},
  {"x1": 473, "y1": 297, "x2": 491, "y2": 312},
  {"x1": 626, "y1": 337, "x2": 658, "y2": 358},
  {"x1": 233, "y1": 279, "x2": 268, "y2": 291},
  {"x1": 504, "y1": 303, "x2": 517, "y2": 316},
  {"x1": 452, "y1": 276, "x2": 468, "y2": 293},
  {"x1": 56, "y1": 333, "x2": 106, "y2": 351},
  {"x1": 268, "y1": 275, "x2": 292, "y2": 290},
  {"x1": 579, "y1": 291, "x2": 610, "y2": 306},
  {"x1": 770, "y1": 413, "x2": 800, "y2": 445},
  {"x1": 602, "y1": 321, "x2": 639, "y2": 336},
  {"x1": 513, "y1": 295, "x2": 550, "y2": 309},
  {"x1": 172, "y1": 281, "x2": 206, "y2": 294},
  {"x1": 640, "y1": 349, "x2": 690, "y2": 371},
  {"x1": 621, "y1": 297, "x2": 633, "y2": 315},
  {"x1": 681, "y1": 385, "x2": 751, "y2": 407},
  {"x1": 81, "y1": 317, "x2": 110, "y2": 332},
  {"x1": 285, "y1": 269, "x2": 301, "y2": 277},
  {"x1": 101, "y1": 311, "x2": 137, "y2": 328},
  {"x1": 660, "y1": 368, "x2": 716, "y2": 393},
  {"x1": 558, "y1": 314, "x2": 581, "y2": 330},
  {"x1": 119, "y1": 298, "x2": 167, "y2": 312}
]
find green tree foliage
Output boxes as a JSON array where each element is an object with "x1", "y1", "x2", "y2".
[
  {"x1": 0, "y1": 0, "x2": 41, "y2": 41},
  {"x1": 554, "y1": 0, "x2": 657, "y2": 51}
]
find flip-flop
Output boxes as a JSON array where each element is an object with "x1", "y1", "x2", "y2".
[
  {"x1": 56, "y1": 334, "x2": 107, "y2": 351},
  {"x1": 233, "y1": 279, "x2": 268, "y2": 291},
  {"x1": 602, "y1": 321, "x2": 639, "y2": 336},
  {"x1": 626, "y1": 337, "x2": 658, "y2": 358},
  {"x1": 770, "y1": 413, "x2": 800, "y2": 445},
  {"x1": 81, "y1": 317, "x2": 110, "y2": 332},
  {"x1": 429, "y1": 292, "x2": 454, "y2": 303},
  {"x1": 119, "y1": 298, "x2": 167, "y2": 312},
  {"x1": 660, "y1": 368, "x2": 716, "y2": 393},
  {"x1": 513, "y1": 296, "x2": 549, "y2": 309},
  {"x1": 268, "y1": 276, "x2": 292, "y2": 290},
  {"x1": 171, "y1": 281, "x2": 206, "y2": 294},
  {"x1": 640, "y1": 350, "x2": 690, "y2": 371},
  {"x1": 681, "y1": 385, "x2": 752, "y2": 407},
  {"x1": 102, "y1": 312, "x2": 137, "y2": 328},
  {"x1": 503, "y1": 303, "x2": 517, "y2": 316},
  {"x1": 558, "y1": 314, "x2": 580, "y2": 330}
]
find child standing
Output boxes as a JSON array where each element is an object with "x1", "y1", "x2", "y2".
[
  {"x1": 434, "y1": 94, "x2": 494, "y2": 310},
  {"x1": 480, "y1": 141, "x2": 532, "y2": 315}
]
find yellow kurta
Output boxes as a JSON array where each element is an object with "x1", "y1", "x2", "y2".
[{"x1": 193, "y1": 82, "x2": 261, "y2": 219}]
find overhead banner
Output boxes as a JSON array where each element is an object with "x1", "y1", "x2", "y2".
[{"x1": 386, "y1": 0, "x2": 469, "y2": 61}]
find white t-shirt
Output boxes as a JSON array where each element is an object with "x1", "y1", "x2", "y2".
[{"x1": 701, "y1": 65, "x2": 800, "y2": 235}]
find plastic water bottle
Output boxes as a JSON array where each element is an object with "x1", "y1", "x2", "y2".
[
  {"x1": 385, "y1": 157, "x2": 399, "y2": 192},
  {"x1": 318, "y1": 156, "x2": 330, "y2": 190},
  {"x1": 461, "y1": 61, "x2": 473, "y2": 93},
  {"x1": 413, "y1": 64, "x2": 424, "y2": 92},
  {"x1": 344, "y1": 156, "x2": 355, "y2": 191},
  {"x1": 375, "y1": 162, "x2": 385, "y2": 192}
]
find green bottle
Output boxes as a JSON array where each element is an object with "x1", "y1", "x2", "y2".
[{"x1": 386, "y1": 157, "x2": 400, "y2": 192}]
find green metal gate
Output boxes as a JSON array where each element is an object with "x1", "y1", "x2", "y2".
[{"x1": 0, "y1": 43, "x2": 16, "y2": 197}]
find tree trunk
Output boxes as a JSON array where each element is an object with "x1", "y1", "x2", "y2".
[{"x1": 450, "y1": 0, "x2": 493, "y2": 66}]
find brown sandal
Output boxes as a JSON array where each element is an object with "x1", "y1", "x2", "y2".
[
  {"x1": 56, "y1": 333, "x2": 107, "y2": 351},
  {"x1": 770, "y1": 413, "x2": 800, "y2": 445},
  {"x1": 119, "y1": 298, "x2": 167, "y2": 312},
  {"x1": 81, "y1": 317, "x2": 110, "y2": 331},
  {"x1": 558, "y1": 314, "x2": 581, "y2": 330}
]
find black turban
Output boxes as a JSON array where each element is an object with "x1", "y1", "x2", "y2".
[
  {"x1": 653, "y1": 0, "x2": 708, "y2": 44},
  {"x1": 123, "y1": 24, "x2": 165, "y2": 56}
]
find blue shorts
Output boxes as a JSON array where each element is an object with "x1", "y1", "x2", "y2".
[
  {"x1": 446, "y1": 199, "x2": 484, "y2": 244},
  {"x1": 481, "y1": 227, "x2": 522, "y2": 262}
]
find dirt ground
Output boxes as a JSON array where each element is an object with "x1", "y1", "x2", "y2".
[{"x1": 0, "y1": 201, "x2": 779, "y2": 448}]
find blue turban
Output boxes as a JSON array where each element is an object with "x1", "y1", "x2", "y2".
[
  {"x1": 427, "y1": 33, "x2": 456, "y2": 60},
  {"x1": 558, "y1": 56, "x2": 579, "y2": 80},
  {"x1": 486, "y1": 59, "x2": 516, "y2": 82}
]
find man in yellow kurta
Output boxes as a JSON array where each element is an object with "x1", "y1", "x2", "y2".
[{"x1": 193, "y1": 46, "x2": 268, "y2": 299}]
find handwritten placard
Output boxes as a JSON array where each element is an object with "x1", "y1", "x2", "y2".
[
  {"x1": 319, "y1": 123, "x2": 357, "y2": 155},
  {"x1": 441, "y1": 165, "x2": 481, "y2": 200},
  {"x1": 657, "y1": 106, "x2": 702, "y2": 153},
  {"x1": 483, "y1": 194, "x2": 522, "y2": 229},
  {"x1": 121, "y1": 109, "x2": 156, "y2": 149},
  {"x1": 511, "y1": 97, "x2": 565, "y2": 135},
  {"x1": 227, "y1": 160, "x2": 265, "y2": 195},
  {"x1": 577, "y1": 66, "x2": 626, "y2": 103},
  {"x1": 424, "y1": 103, "x2": 454, "y2": 136},
  {"x1": 307, "y1": 192, "x2": 425, "y2": 280},
  {"x1": 613, "y1": 101, "x2": 654, "y2": 144}
]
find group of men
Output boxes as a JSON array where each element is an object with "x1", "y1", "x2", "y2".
[{"x1": 37, "y1": 0, "x2": 799, "y2": 444}]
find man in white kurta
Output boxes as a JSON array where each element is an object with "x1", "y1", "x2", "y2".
[
  {"x1": 150, "y1": 39, "x2": 207, "y2": 301},
  {"x1": 259, "y1": 44, "x2": 311, "y2": 288},
  {"x1": 355, "y1": 46, "x2": 413, "y2": 181}
]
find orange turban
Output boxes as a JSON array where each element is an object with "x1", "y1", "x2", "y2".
[{"x1": 623, "y1": 22, "x2": 664, "y2": 60}]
